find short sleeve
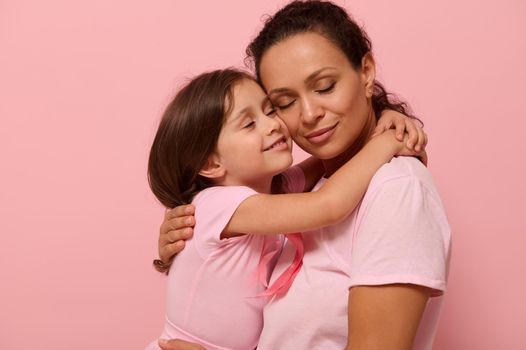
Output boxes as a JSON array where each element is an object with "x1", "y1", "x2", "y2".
[
  {"x1": 281, "y1": 166, "x2": 306, "y2": 193},
  {"x1": 191, "y1": 186, "x2": 258, "y2": 258},
  {"x1": 348, "y1": 176, "x2": 451, "y2": 296}
]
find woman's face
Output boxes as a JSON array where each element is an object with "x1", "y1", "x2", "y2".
[{"x1": 259, "y1": 32, "x2": 376, "y2": 160}]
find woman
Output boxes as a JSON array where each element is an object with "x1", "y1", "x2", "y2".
[{"x1": 156, "y1": 1, "x2": 450, "y2": 349}]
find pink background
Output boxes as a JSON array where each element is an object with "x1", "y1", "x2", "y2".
[{"x1": 1, "y1": 0, "x2": 525, "y2": 349}]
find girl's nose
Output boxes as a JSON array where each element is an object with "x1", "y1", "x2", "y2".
[{"x1": 264, "y1": 114, "x2": 282, "y2": 135}]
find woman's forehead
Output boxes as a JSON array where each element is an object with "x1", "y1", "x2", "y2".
[{"x1": 259, "y1": 32, "x2": 349, "y2": 88}]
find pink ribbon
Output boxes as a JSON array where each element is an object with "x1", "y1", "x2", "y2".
[{"x1": 257, "y1": 233, "x2": 304, "y2": 297}]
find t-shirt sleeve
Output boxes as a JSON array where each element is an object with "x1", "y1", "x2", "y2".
[
  {"x1": 192, "y1": 186, "x2": 259, "y2": 259},
  {"x1": 348, "y1": 176, "x2": 451, "y2": 296},
  {"x1": 281, "y1": 166, "x2": 306, "y2": 193}
]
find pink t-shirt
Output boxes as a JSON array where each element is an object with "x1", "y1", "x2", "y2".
[
  {"x1": 145, "y1": 167, "x2": 305, "y2": 350},
  {"x1": 258, "y1": 157, "x2": 451, "y2": 350}
]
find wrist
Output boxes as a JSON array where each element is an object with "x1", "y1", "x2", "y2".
[{"x1": 371, "y1": 130, "x2": 400, "y2": 156}]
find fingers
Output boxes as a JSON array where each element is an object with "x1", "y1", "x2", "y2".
[
  {"x1": 158, "y1": 208, "x2": 195, "y2": 263},
  {"x1": 393, "y1": 117, "x2": 406, "y2": 141},
  {"x1": 158, "y1": 225, "x2": 194, "y2": 263},
  {"x1": 415, "y1": 131, "x2": 428, "y2": 153},
  {"x1": 163, "y1": 216, "x2": 195, "y2": 235},
  {"x1": 159, "y1": 241, "x2": 186, "y2": 264},
  {"x1": 159, "y1": 339, "x2": 207, "y2": 350},
  {"x1": 403, "y1": 119, "x2": 418, "y2": 150},
  {"x1": 370, "y1": 123, "x2": 386, "y2": 138},
  {"x1": 166, "y1": 205, "x2": 195, "y2": 220},
  {"x1": 167, "y1": 226, "x2": 194, "y2": 243},
  {"x1": 418, "y1": 150, "x2": 429, "y2": 166}
]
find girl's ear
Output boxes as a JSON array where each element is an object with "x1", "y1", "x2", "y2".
[
  {"x1": 361, "y1": 53, "x2": 376, "y2": 98},
  {"x1": 198, "y1": 153, "x2": 226, "y2": 179}
]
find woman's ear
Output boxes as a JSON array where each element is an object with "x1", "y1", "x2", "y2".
[
  {"x1": 361, "y1": 53, "x2": 376, "y2": 98},
  {"x1": 198, "y1": 153, "x2": 226, "y2": 180}
]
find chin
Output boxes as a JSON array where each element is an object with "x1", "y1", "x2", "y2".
[
  {"x1": 281, "y1": 156, "x2": 294, "y2": 169},
  {"x1": 302, "y1": 144, "x2": 344, "y2": 160}
]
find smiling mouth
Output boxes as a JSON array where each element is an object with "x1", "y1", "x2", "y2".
[
  {"x1": 305, "y1": 123, "x2": 338, "y2": 143},
  {"x1": 263, "y1": 136, "x2": 288, "y2": 151}
]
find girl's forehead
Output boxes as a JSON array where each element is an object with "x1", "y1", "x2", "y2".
[{"x1": 225, "y1": 79, "x2": 270, "y2": 122}]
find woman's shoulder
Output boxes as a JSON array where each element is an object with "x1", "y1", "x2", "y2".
[{"x1": 369, "y1": 157, "x2": 437, "y2": 192}]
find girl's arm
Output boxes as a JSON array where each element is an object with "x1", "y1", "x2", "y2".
[
  {"x1": 295, "y1": 110, "x2": 427, "y2": 193},
  {"x1": 156, "y1": 112, "x2": 427, "y2": 263},
  {"x1": 222, "y1": 130, "x2": 416, "y2": 237},
  {"x1": 295, "y1": 156, "x2": 325, "y2": 192}
]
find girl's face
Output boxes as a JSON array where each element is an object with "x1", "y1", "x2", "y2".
[
  {"x1": 259, "y1": 32, "x2": 376, "y2": 161},
  {"x1": 215, "y1": 78, "x2": 293, "y2": 191}
]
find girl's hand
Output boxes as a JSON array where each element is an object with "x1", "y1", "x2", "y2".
[
  {"x1": 372, "y1": 110, "x2": 428, "y2": 152},
  {"x1": 373, "y1": 129, "x2": 428, "y2": 165},
  {"x1": 154, "y1": 205, "x2": 196, "y2": 273}
]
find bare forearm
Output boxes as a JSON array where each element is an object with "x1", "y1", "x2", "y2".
[
  {"x1": 318, "y1": 133, "x2": 398, "y2": 223},
  {"x1": 346, "y1": 285, "x2": 430, "y2": 350},
  {"x1": 224, "y1": 134, "x2": 399, "y2": 236},
  {"x1": 296, "y1": 156, "x2": 325, "y2": 191}
]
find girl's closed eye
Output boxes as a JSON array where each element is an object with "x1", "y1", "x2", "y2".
[
  {"x1": 264, "y1": 107, "x2": 277, "y2": 116},
  {"x1": 243, "y1": 120, "x2": 255, "y2": 129}
]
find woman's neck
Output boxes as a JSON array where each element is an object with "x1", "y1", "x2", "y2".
[{"x1": 323, "y1": 111, "x2": 377, "y2": 178}]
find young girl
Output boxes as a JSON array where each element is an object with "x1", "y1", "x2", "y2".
[{"x1": 145, "y1": 68, "x2": 424, "y2": 350}]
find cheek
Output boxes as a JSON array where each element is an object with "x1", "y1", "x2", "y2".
[
  {"x1": 336, "y1": 88, "x2": 368, "y2": 124},
  {"x1": 278, "y1": 112, "x2": 299, "y2": 135}
]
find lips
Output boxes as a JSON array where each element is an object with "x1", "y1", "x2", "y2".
[
  {"x1": 305, "y1": 123, "x2": 338, "y2": 144},
  {"x1": 263, "y1": 136, "x2": 288, "y2": 151}
]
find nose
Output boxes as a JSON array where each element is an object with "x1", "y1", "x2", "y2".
[
  {"x1": 301, "y1": 97, "x2": 324, "y2": 124},
  {"x1": 264, "y1": 114, "x2": 282, "y2": 135}
]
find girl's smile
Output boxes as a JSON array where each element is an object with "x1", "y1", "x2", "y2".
[{"x1": 213, "y1": 78, "x2": 293, "y2": 193}]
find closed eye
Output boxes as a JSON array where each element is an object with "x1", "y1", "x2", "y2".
[
  {"x1": 315, "y1": 82, "x2": 335, "y2": 94},
  {"x1": 276, "y1": 99, "x2": 296, "y2": 110},
  {"x1": 243, "y1": 121, "x2": 255, "y2": 129},
  {"x1": 265, "y1": 108, "x2": 277, "y2": 116}
]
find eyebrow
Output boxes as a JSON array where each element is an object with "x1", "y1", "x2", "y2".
[
  {"x1": 234, "y1": 107, "x2": 249, "y2": 120},
  {"x1": 230, "y1": 96, "x2": 270, "y2": 123},
  {"x1": 267, "y1": 67, "x2": 338, "y2": 96},
  {"x1": 305, "y1": 67, "x2": 337, "y2": 83}
]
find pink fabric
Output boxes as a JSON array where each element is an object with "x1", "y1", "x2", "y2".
[
  {"x1": 257, "y1": 157, "x2": 452, "y2": 350},
  {"x1": 146, "y1": 167, "x2": 305, "y2": 350},
  {"x1": 258, "y1": 232, "x2": 304, "y2": 297}
]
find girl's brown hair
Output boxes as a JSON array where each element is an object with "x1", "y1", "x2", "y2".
[
  {"x1": 148, "y1": 69, "x2": 253, "y2": 208},
  {"x1": 246, "y1": 0, "x2": 420, "y2": 123}
]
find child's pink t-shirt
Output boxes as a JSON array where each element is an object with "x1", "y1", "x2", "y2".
[
  {"x1": 145, "y1": 167, "x2": 305, "y2": 350},
  {"x1": 257, "y1": 157, "x2": 451, "y2": 350}
]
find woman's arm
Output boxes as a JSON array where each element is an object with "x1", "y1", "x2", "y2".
[
  {"x1": 222, "y1": 130, "x2": 415, "y2": 237},
  {"x1": 158, "y1": 339, "x2": 205, "y2": 350},
  {"x1": 346, "y1": 285, "x2": 430, "y2": 350}
]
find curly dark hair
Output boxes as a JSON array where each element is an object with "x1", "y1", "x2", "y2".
[{"x1": 246, "y1": 0, "x2": 420, "y2": 123}]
